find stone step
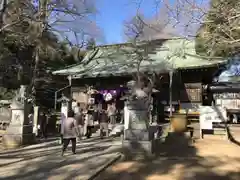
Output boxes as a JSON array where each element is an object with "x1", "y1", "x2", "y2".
[
  {"x1": 109, "y1": 125, "x2": 124, "y2": 137},
  {"x1": 202, "y1": 135, "x2": 228, "y2": 140},
  {"x1": 109, "y1": 131, "x2": 122, "y2": 137},
  {"x1": 213, "y1": 129, "x2": 227, "y2": 135}
]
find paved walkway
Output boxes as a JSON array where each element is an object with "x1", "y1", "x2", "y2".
[
  {"x1": 96, "y1": 139, "x2": 240, "y2": 180},
  {"x1": 0, "y1": 137, "x2": 121, "y2": 180}
]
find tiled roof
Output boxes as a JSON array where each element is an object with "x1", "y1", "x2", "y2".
[{"x1": 52, "y1": 38, "x2": 226, "y2": 78}]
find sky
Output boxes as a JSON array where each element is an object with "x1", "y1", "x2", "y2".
[
  {"x1": 47, "y1": 0, "x2": 208, "y2": 46},
  {"x1": 96, "y1": 0, "x2": 161, "y2": 44},
  {"x1": 95, "y1": 0, "x2": 210, "y2": 45}
]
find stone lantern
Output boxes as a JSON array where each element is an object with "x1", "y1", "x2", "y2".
[
  {"x1": 122, "y1": 80, "x2": 154, "y2": 155},
  {"x1": 3, "y1": 85, "x2": 35, "y2": 149}
]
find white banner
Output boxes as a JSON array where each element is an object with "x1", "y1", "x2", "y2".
[
  {"x1": 61, "y1": 105, "x2": 68, "y2": 134},
  {"x1": 199, "y1": 106, "x2": 226, "y2": 130}
]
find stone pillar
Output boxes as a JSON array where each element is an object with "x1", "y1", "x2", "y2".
[
  {"x1": 33, "y1": 106, "x2": 39, "y2": 136},
  {"x1": 122, "y1": 99, "x2": 154, "y2": 155},
  {"x1": 60, "y1": 100, "x2": 69, "y2": 134},
  {"x1": 3, "y1": 101, "x2": 35, "y2": 149},
  {"x1": 124, "y1": 102, "x2": 130, "y2": 130}
]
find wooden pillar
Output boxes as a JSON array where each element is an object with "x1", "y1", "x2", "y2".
[
  {"x1": 169, "y1": 70, "x2": 173, "y2": 117},
  {"x1": 33, "y1": 106, "x2": 39, "y2": 136}
]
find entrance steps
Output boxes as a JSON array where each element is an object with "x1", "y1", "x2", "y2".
[{"x1": 201, "y1": 127, "x2": 228, "y2": 140}]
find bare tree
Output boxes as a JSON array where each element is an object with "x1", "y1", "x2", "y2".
[
  {"x1": 123, "y1": 2, "x2": 210, "y2": 117},
  {"x1": 0, "y1": 0, "x2": 103, "y2": 103},
  {"x1": 123, "y1": 13, "x2": 171, "y2": 123},
  {"x1": 123, "y1": 11, "x2": 174, "y2": 41},
  {"x1": 130, "y1": 0, "x2": 239, "y2": 57}
]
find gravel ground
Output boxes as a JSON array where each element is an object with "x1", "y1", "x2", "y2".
[{"x1": 95, "y1": 139, "x2": 240, "y2": 180}]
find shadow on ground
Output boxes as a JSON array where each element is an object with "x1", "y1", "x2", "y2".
[
  {"x1": 95, "y1": 132, "x2": 240, "y2": 180},
  {"x1": 1, "y1": 132, "x2": 240, "y2": 180},
  {"x1": 0, "y1": 137, "x2": 120, "y2": 180}
]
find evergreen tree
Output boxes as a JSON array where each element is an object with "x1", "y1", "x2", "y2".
[{"x1": 195, "y1": 0, "x2": 240, "y2": 57}]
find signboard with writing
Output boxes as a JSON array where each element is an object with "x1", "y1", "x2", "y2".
[
  {"x1": 199, "y1": 106, "x2": 227, "y2": 130},
  {"x1": 221, "y1": 99, "x2": 240, "y2": 109},
  {"x1": 214, "y1": 93, "x2": 240, "y2": 110},
  {"x1": 213, "y1": 93, "x2": 240, "y2": 99}
]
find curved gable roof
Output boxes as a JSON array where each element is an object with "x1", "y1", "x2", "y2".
[{"x1": 52, "y1": 38, "x2": 226, "y2": 78}]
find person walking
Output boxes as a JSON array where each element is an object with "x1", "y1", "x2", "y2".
[
  {"x1": 85, "y1": 110, "x2": 94, "y2": 138},
  {"x1": 60, "y1": 111, "x2": 67, "y2": 144},
  {"x1": 39, "y1": 112, "x2": 47, "y2": 138},
  {"x1": 107, "y1": 103, "x2": 116, "y2": 129},
  {"x1": 62, "y1": 110, "x2": 79, "y2": 156},
  {"x1": 75, "y1": 108, "x2": 84, "y2": 140},
  {"x1": 99, "y1": 110, "x2": 109, "y2": 138},
  {"x1": 93, "y1": 105, "x2": 99, "y2": 124}
]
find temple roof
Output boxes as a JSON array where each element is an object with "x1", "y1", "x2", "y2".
[{"x1": 52, "y1": 38, "x2": 226, "y2": 79}]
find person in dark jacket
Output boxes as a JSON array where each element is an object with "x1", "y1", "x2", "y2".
[
  {"x1": 75, "y1": 108, "x2": 84, "y2": 140},
  {"x1": 39, "y1": 112, "x2": 47, "y2": 138},
  {"x1": 99, "y1": 110, "x2": 109, "y2": 138},
  {"x1": 85, "y1": 110, "x2": 94, "y2": 138}
]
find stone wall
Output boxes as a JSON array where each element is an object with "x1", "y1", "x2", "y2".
[{"x1": 0, "y1": 105, "x2": 11, "y2": 130}]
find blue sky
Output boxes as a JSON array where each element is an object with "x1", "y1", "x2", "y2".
[
  {"x1": 96, "y1": 0, "x2": 160, "y2": 44},
  {"x1": 95, "y1": 0, "x2": 209, "y2": 44}
]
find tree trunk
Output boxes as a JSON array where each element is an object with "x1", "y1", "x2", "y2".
[
  {"x1": 30, "y1": 47, "x2": 40, "y2": 105},
  {"x1": 30, "y1": 0, "x2": 48, "y2": 105}
]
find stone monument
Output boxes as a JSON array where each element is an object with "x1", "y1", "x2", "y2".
[
  {"x1": 122, "y1": 81, "x2": 155, "y2": 156},
  {"x1": 3, "y1": 85, "x2": 35, "y2": 149}
]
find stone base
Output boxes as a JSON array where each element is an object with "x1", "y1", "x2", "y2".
[
  {"x1": 124, "y1": 129, "x2": 153, "y2": 141},
  {"x1": 3, "y1": 123, "x2": 35, "y2": 149},
  {"x1": 152, "y1": 138, "x2": 166, "y2": 154},
  {"x1": 122, "y1": 140, "x2": 153, "y2": 158},
  {"x1": 3, "y1": 133, "x2": 36, "y2": 149},
  {"x1": 6, "y1": 124, "x2": 33, "y2": 134}
]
